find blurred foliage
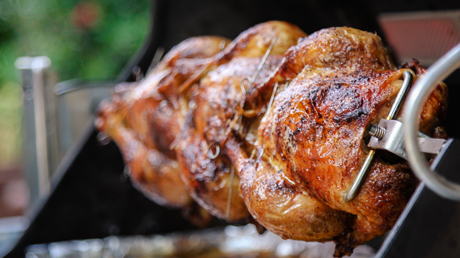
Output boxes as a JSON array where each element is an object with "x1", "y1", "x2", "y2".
[
  {"x1": 0, "y1": 0, "x2": 150, "y2": 167},
  {"x1": 0, "y1": 82, "x2": 22, "y2": 166}
]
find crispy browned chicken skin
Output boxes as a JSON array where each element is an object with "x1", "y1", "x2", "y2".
[
  {"x1": 177, "y1": 22, "x2": 305, "y2": 221},
  {"x1": 96, "y1": 21, "x2": 305, "y2": 222},
  {"x1": 96, "y1": 35, "x2": 232, "y2": 225},
  {"x1": 96, "y1": 22, "x2": 447, "y2": 257},
  {"x1": 227, "y1": 27, "x2": 447, "y2": 256}
]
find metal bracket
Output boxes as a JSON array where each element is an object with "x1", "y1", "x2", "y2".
[{"x1": 368, "y1": 119, "x2": 446, "y2": 160}]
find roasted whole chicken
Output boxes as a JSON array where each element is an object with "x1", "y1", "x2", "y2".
[{"x1": 96, "y1": 21, "x2": 448, "y2": 257}]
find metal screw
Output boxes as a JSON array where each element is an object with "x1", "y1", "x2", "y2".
[{"x1": 369, "y1": 124, "x2": 387, "y2": 140}]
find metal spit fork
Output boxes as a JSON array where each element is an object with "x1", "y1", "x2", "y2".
[{"x1": 344, "y1": 42, "x2": 460, "y2": 202}]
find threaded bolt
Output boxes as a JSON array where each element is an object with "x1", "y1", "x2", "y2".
[{"x1": 369, "y1": 124, "x2": 386, "y2": 139}]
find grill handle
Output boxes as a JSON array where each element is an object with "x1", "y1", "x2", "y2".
[{"x1": 404, "y1": 42, "x2": 460, "y2": 201}]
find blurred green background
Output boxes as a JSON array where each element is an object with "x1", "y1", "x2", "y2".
[
  {"x1": 0, "y1": 0, "x2": 150, "y2": 168},
  {"x1": 0, "y1": 0, "x2": 150, "y2": 216}
]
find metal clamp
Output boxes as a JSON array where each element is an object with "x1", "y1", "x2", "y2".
[
  {"x1": 344, "y1": 70, "x2": 413, "y2": 202},
  {"x1": 404, "y1": 42, "x2": 460, "y2": 201}
]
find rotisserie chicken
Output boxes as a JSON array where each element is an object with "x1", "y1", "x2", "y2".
[{"x1": 96, "y1": 21, "x2": 448, "y2": 257}]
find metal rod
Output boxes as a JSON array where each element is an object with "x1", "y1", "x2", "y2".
[
  {"x1": 344, "y1": 150, "x2": 375, "y2": 202},
  {"x1": 15, "y1": 56, "x2": 54, "y2": 208},
  {"x1": 387, "y1": 71, "x2": 413, "y2": 120}
]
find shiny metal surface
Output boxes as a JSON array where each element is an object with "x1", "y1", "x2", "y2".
[
  {"x1": 403, "y1": 42, "x2": 460, "y2": 201},
  {"x1": 368, "y1": 119, "x2": 446, "y2": 159},
  {"x1": 369, "y1": 119, "x2": 406, "y2": 159},
  {"x1": 387, "y1": 71, "x2": 413, "y2": 120},
  {"x1": 15, "y1": 56, "x2": 55, "y2": 208},
  {"x1": 24, "y1": 224, "x2": 375, "y2": 258},
  {"x1": 418, "y1": 137, "x2": 446, "y2": 155}
]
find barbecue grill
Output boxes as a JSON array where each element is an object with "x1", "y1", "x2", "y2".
[{"x1": 3, "y1": 0, "x2": 460, "y2": 257}]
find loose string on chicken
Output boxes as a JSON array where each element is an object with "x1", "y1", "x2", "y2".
[{"x1": 201, "y1": 35, "x2": 280, "y2": 210}]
